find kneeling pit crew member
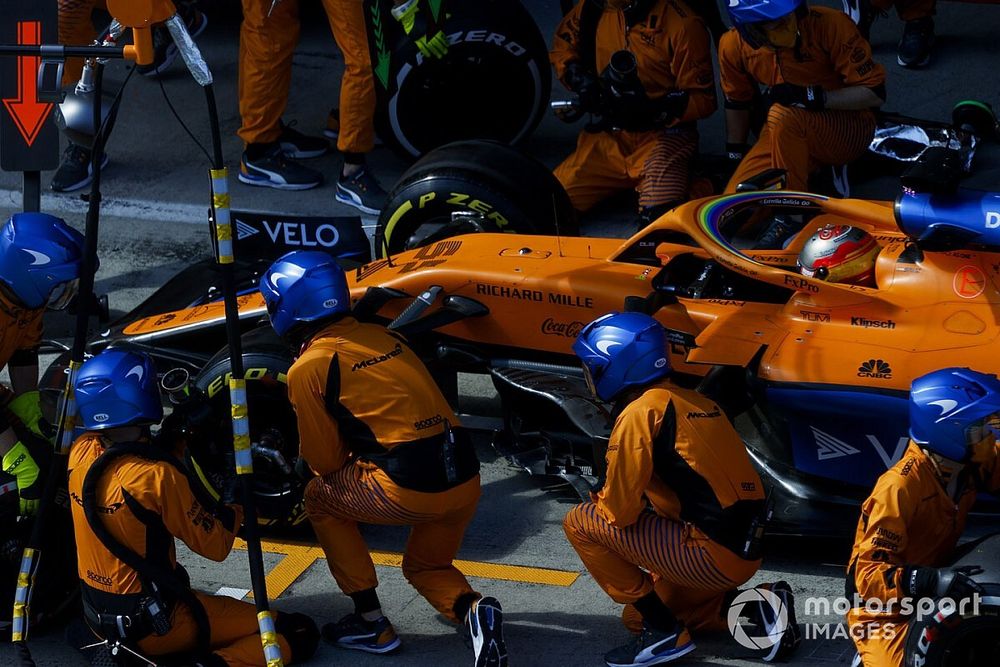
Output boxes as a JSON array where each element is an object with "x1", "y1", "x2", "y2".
[
  {"x1": 68, "y1": 349, "x2": 319, "y2": 667},
  {"x1": 564, "y1": 312, "x2": 801, "y2": 666},
  {"x1": 259, "y1": 250, "x2": 507, "y2": 666}
]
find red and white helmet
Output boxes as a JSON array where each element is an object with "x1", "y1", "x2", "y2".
[{"x1": 797, "y1": 225, "x2": 880, "y2": 287}]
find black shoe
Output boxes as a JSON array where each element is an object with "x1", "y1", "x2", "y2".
[
  {"x1": 239, "y1": 144, "x2": 323, "y2": 190},
  {"x1": 51, "y1": 144, "x2": 109, "y2": 192},
  {"x1": 136, "y1": 10, "x2": 208, "y2": 77},
  {"x1": 466, "y1": 596, "x2": 507, "y2": 667},
  {"x1": 321, "y1": 613, "x2": 401, "y2": 654},
  {"x1": 604, "y1": 623, "x2": 695, "y2": 666},
  {"x1": 898, "y1": 17, "x2": 934, "y2": 68},
  {"x1": 757, "y1": 581, "x2": 802, "y2": 663},
  {"x1": 279, "y1": 121, "x2": 329, "y2": 159},
  {"x1": 842, "y1": 0, "x2": 881, "y2": 41},
  {"x1": 336, "y1": 167, "x2": 388, "y2": 214}
]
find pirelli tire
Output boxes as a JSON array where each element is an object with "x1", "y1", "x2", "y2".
[
  {"x1": 191, "y1": 333, "x2": 304, "y2": 529},
  {"x1": 376, "y1": 140, "x2": 578, "y2": 256},
  {"x1": 368, "y1": 0, "x2": 550, "y2": 159}
]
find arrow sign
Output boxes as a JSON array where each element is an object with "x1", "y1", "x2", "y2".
[{"x1": 2, "y1": 21, "x2": 53, "y2": 146}]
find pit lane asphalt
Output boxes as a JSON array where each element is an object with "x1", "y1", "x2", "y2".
[{"x1": 3, "y1": 1, "x2": 1000, "y2": 665}]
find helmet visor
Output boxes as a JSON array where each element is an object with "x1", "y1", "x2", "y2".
[
  {"x1": 47, "y1": 277, "x2": 79, "y2": 310},
  {"x1": 966, "y1": 411, "x2": 1000, "y2": 446}
]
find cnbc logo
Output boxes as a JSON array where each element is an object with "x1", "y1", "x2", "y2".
[{"x1": 858, "y1": 359, "x2": 893, "y2": 379}]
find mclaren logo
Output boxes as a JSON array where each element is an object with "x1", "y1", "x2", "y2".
[
  {"x1": 851, "y1": 316, "x2": 895, "y2": 329},
  {"x1": 687, "y1": 409, "x2": 721, "y2": 419},
  {"x1": 858, "y1": 359, "x2": 893, "y2": 379},
  {"x1": 351, "y1": 344, "x2": 403, "y2": 371},
  {"x1": 812, "y1": 427, "x2": 861, "y2": 460}
]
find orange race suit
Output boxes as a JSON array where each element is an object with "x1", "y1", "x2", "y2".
[
  {"x1": 67, "y1": 433, "x2": 311, "y2": 667},
  {"x1": 563, "y1": 379, "x2": 764, "y2": 633},
  {"x1": 719, "y1": 6, "x2": 886, "y2": 192},
  {"x1": 288, "y1": 316, "x2": 482, "y2": 622},
  {"x1": 239, "y1": 0, "x2": 375, "y2": 153},
  {"x1": 846, "y1": 441, "x2": 1000, "y2": 667},
  {"x1": 551, "y1": 0, "x2": 717, "y2": 214}
]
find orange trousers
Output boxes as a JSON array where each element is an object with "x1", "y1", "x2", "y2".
[
  {"x1": 847, "y1": 613, "x2": 909, "y2": 667},
  {"x1": 137, "y1": 592, "x2": 292, "y2": 667},
  {"x1": 726, "y1": 105, "x2": 876, "y2": 193},
  {"x1": 563, "y1": 503, "x2": 759, "y2": 632},
  {"x1": 59, "y1": 0, "x2": 104, "y2": 85},
  {"x1": 304, "y1": 463, "x2": 480, "y2": 623},
  {"x1": 871, "y1": 0, "x2": 936, "y2": 21},
  {"x1": 553, "y1": 127, "x2": 699, "y2": 213},
  {"x1": 238, "y1": 0, "x2": 375, "y2": 152}
]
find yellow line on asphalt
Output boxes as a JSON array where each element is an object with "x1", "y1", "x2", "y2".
[{"x1": 234, "y1": 539, "x2": 579, "y2": 600}]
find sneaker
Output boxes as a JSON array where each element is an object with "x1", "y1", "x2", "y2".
[
  {"x1": 336, "y1": 168, "x2": 388, "y2": 214},
  {"x1": 324, "y1": 108, "x2": 341, "y2": 140},
  {"x1": 136, "y1": 10, "x2": 208, "y2": 77},
  {"x1": 897, "y1": 17, "x2": 934, "y2": 68},
  {"x1": 51, "y1": 143, "x2": 109, "y2": 193},
  {"x1": 466, "y1": 596, "x2": 507, "y2": 667},
  {"x1": 757, "y1": 581, "x2": 802, "y2": 663},
  {"x1": 753, "y1": 214, "x2": 805, "y2": 250},
  {"x1": 604, "y1": 623, "x2": 695, "y2": 667},
  {"x1": 321, "y1": 613, "x2": 401, "y2": 654},
  {"x1": 279, "y1": 121, "x2": 329, "y2": 159},
  {"x1": 239, "y1": 144, "x2": 323, "y2": 190},
  {"x1": 842, "y1": 0, "x2": 880, "y2": 41}
]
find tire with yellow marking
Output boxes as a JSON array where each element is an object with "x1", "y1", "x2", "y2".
[{"x1": 376, "y1": 140, "x2": 577, "y2": 256}]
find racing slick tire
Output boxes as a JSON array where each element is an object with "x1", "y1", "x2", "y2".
[
  {"x1": 375, "y1": 139, "x2": 578, "y2": 255},
  {"x1": 366, "y1": 0, "x2": 550, "y2": 159},
  {"x1": 191, "y1": 331, "x2": 304, "y2": 530}
]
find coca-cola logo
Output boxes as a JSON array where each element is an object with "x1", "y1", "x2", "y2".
[{"x1": 541, "y1": 318, "x2": 586, "y2": 338}]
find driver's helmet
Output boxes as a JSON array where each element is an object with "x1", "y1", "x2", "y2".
[
  {"x1": 76, "y1": 350, "x2": 163, "y2": 431},
  {"x1": 573, "y1": 312, "x2": 670, "y2": 402},
  {"x1": 797, "y1": 224, "x2": 880, "y2": 287},
  {"x1": 259, "y1": 250, "x2": 350, "y2": 337},
  {"x1": 909, "y1": 368, "x2": 1000, "y2": 463},
  {"x1": 727, "y1": 0, "x2": 805, "y2": 49},
  {"x1": 0, "y1": 212, "x2": 87, "y2": 310}
]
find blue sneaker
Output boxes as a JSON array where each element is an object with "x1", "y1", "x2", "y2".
[
  {"x1": 604, "y1": 623, "x2": 695, "y2": 667},
  {"x1": 466, "y1": 596, "x2": 507, "y2": 667},
  {"x1": 321, "y1": 613, "x2": 401, "y2": 654}
]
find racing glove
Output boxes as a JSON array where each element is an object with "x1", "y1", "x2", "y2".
[
  {"x1": 392, "y1": 0, "x2": 449, "y2": 60},
  {"x1": 563, "y1": 63, "x2": 605, "y2": 114},
  {"x1": 2, "y1": 440, "x2": 46, "y2": 516},
  {"x1": 768, "y1": 83, "x2": 826, "y2": 111},
  {"x1": 642, "y1": 90, "x2": 689, "y2": 126},
  {"x1": 7, "y1": 391, "x2": 53, "y2": 442},
  {"x1": 904, "y1": 564, "x2": 985, "y2": 602}
]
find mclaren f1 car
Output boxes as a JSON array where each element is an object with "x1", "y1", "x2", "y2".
[{"x1": 42, "y1": 184, "x2": 1000, "y2": 535}]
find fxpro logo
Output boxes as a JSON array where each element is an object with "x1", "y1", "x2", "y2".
[{"x1": 236, "y1": 218, "x2": 342, "y2": 248}]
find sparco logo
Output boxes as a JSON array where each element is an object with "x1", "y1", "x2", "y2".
[
  {"x1": 414, "y1": 415, "x2": 444, "y2": 431},
  {"x1": 851, "y1": 316, "x2": 895, "y2": 329},
  {"x1": 351, "y1": 344, "x2": 403, "y2": 371},
  {"x1": 687, "y1": 409, "x2": 721, "y2": 419},
  {"x1": 858, "y1": 359, "x2": 893, "y2": 379},
  {"x1": 541, "y1": 318, "x2": 585, "y2": 338}
]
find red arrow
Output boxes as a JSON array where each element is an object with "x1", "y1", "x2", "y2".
[{"x1": 2, "y1": 21, "x2": 53, "y2": 147}]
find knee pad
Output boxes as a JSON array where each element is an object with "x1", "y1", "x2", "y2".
[{"x1": 275, "y1": 611, "x2": 320, "y2": 663}]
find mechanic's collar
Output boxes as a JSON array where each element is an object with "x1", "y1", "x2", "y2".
[
  {"x1": 761, "y1": 13, "x2": 799, "y2": 50},
  {"x1": 606, "y1": 0, "x2": 657, "y2": 28},
  {"x1": 924, "y1": 449, "x2": 968, "y2": 501}
]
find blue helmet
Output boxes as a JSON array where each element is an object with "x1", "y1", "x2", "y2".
[
  {"x1": 76, "y1": 349, "x2": 163, "y2": 430},
  {"x1": 573, "y1": 312, "x2": 671, "y2": 402},
  {"x1": 727, "y1": 0, "x2": 804, "y2": 25},
  {"x1": 0, "y1": 212, "x2": 86, "y2": 309},
  {"x1": 909, "y1": 368, "x2": 1000, "y2": 462},
  {"x1": 259, "y1": 250, "x2": 350, "y2": 337}
]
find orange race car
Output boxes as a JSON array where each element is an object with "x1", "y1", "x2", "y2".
[{"x1": 42, "y1": 185, "x2": 1000, "y2": 534}]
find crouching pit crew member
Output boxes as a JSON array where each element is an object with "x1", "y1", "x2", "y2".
[
  {"x1": 1, "y1": 212, "x2": 86, "y2": 518},
  {"x1": 260, "y1": 250, "x2": 507, "y2": 666},
  {"x1": 68, "y1": 349, "x2": 319, "y2": 666},
  {"x1": 846, "y1": 368, "x2": 1000, "y2": 667},
  {"x1": 563, "y1": 312, "x2": 800, "y2": 666}
]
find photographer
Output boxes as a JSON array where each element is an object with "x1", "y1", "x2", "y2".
[
  {"x1": 551, "y1": 0, "x2": 716, "y2": 225},
  {"x1": 846, "y1": 368, "x2": 1000, "y2": 667}
]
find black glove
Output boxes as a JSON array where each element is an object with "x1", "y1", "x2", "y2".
[
  {"x1": 726, "y1": 142, "x2": 749, "y2": 172},
  {"x1": 642, "y1": 90, "x2": 689, "y2": 126},
  {"x1": 905, "y1": 564, "x2": 985, "y2": 601},
  {"x1": 564, "y1": 63, "x2": 605, "y2": 114},
  {"x1": 768, "y1": 83, "x2": 826, "y2": 111}
]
